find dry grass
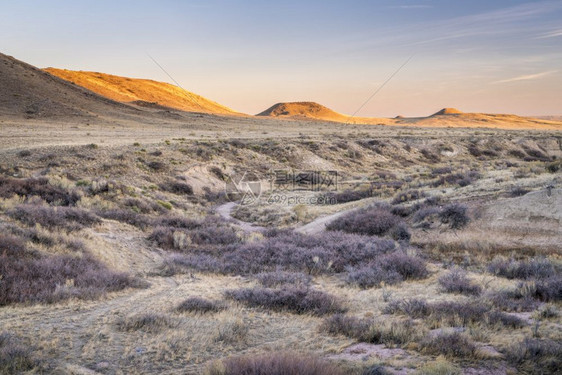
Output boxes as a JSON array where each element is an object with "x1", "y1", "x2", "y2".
[{"x1": 0, "y1": 118, "x2": 560, "y2": 374}]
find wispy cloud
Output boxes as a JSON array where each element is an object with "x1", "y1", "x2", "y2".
[
  {"x1": 492, "y1": 70, "x2": 557, "y2": 84},
  {"x1": 536, "y1": 29, "x2": 562, "y2": 39}
]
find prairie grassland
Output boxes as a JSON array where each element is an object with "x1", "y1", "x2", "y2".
[{"x1": 0, "y1": 118, "x2": 561, "y2": 374}]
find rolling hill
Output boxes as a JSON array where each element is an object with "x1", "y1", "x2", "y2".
[
  {"x1": 0, "y1": 52, "x2": 143, "y2": 119},
  {"x1": 256, "y1": 102, "x2": 392, "y2": 125},
  {"x1": 44, "y1": 68, "x2": 241, "y2": 116}
]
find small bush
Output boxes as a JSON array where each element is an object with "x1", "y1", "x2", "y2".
[
  {"x1": 390, "y1": 223, "x2": 411, "y2": 242},
  {"x1": 431, "y1": 167, "x2": 453, "y2": 176},
  {"x1": 97, "y1": 209, "x2": 152, "y2": 229},
  {"x1": 116, "y1": 313, "x2": 173, "y2": 333},
  {"x1": 363, "y1": 365, "x2": 392, "y2": 375},
  {"x1": 321, "y1": 314, "x2": 373, "y2": 341},
  {"x1": 412, "y1": 206, "x2": 441, "y2": 225},
  {"x1": 438, "y1": 203, "x2": 469, "y2": 229},
  {"x1": 160, "y1": 181, "x2": 193, "y2": 195},
  {"x1": 487, "y1": 289, "x2": 541, "y2": 312},
  {"x1": 207, "y1": 351, "x2": 346, "y2": 375},
  {"x1": 0, "y1": 333, "x2": 39, "y2": 374},
  {"x1": 8, "y1": 204, "x2": 100, "y2": 231},
  {"x1": 506, "y1": 338, "x2": 562, "y2": 374},
  {"x1": 209, "y1": 166, "x2": 225, "y2": 180},
  {"x1": 510, "y1": 186, "x2": 530, "y2": 197},
  {"x1": 383, "y1": 298, "x2": 430, "y2": 318},
  {"x1": 147, "y1": 161, "x2": 166, "y2": 171},
  {"x1": 0, "y1": 177, "x2": 80, "y2": 206},
  {"x1": 392, "y1": 190, "x2": 425, "y2": 204},
  {"x1": 255, "y1": 271, "x2": 311, "y2": 287},
  {"x1": 534, "y1": 276, "x2": 562, "y2": 302},
  {"x1": 346, "y1": 251, "x2": 428, "y2": 289},
  {"x1": 486, "y1": 310, "x2": 526, "y2": 328},
  {"x1": 225, "y1": 287, "x2": 345, "y2": 316},
  {"x1": 0, "y1": 253, "x2": 134, "y2": 305},
  {"x1": 438, "y1": 268, "x2": 481, "y2": 296},
  {"x1": 415, "y1": 357, "x2": 461, "y2": 375},
  {"x1": 488, "y1": 257, "x2": 558, "y2": 280},
  {"x1": 321, "y1": 314, "x2": 421, "y2": 346},
  {"x1": 420, "y1": 332, "x2": 477, "y2": 358},
  {"x1": 326, "y1": 205, "x2": 403, "y2": 237},
  {"x1": 546, "y1": 160, "x2": 562, "y2": 173},
  {"x1": 176, "y1": 297, "x2": 226, "y2": 314}
]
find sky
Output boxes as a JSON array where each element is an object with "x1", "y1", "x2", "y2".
[{"x1": 2, "y1": 0, "x2": 562, "y2": 117}]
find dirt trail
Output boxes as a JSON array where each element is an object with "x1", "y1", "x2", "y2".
[
  {"x1": 215, "y1": 201, "x2": 266, "y2": 233},
  {"x1": 215, "y1": 201, "x2": 368, "y2": 234}
]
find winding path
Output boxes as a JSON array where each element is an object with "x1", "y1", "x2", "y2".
[{"x1": 215, "y1": 200, "x2": 368, "y2": 235}]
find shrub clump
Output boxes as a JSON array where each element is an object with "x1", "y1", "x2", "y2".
[
  {"x1": 0, "y1": 177, "x2": 80, "y2": 206},
  {"x1": 116, "y1": 313, "x2": 174, "y2": 333},
  {"x1": 175, "y1": 297, "x2": 226, "y2": 314},
  {"x1": 420, "y1": 332, "x2": 477, "y2": 358},
  {"x1": 506, "y1": 338, "x2": 562, "y2": 374},
  {"x1": 8, "y1": 204, "x2": 100, "y2": 231},
  {"x1": 97, "y1": 209, "x2": 153, "y2": 229},
  {"x1": 487, "y1": 257, "x2": 558, "y2": 280},
  {"x1": 207, "y1": 351, "x2": 346, "y2": 375},
  {"x1": 0, "y1": 253, "x2": 134, "y2": 305},
  {"x1": 384, "y1": 298, "x2": 525, "y2": 328},
  {"x1": 347, "y1": 251, "x2": 428, "y2": 289},
  {"x1": 438, "y1": 268, "x2": 482, "y2": 296},
  {"x1": 159, "y1": 181, "x2": 193, "y2": 195},
  {"x1": 255, "y1": 271, "x2": 311, "y2": 288},
  {"x1": 438, "y1": 203, "x2": 470, "y2": 229},
  {"x1": 321, "y1": 314, "x2": 422, "y2": 346},
  {"x1": 326, "y1": 205, "x2": 406, "y2": 238},
  {"x1": 0, "y1": 333, "x2": 41, "y2": 374},
  {"x1": 392, "y1": 190, "x2": 425, "y2": 204},
  {"x1": 225, "y1": 287, "x2": 345, "y2": 316}
]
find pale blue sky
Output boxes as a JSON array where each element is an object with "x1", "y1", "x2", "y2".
[{"x1": 2, "y1": 0, "x2": 561, "y2": 116}]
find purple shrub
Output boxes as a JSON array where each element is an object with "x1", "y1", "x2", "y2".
[
  {"x1": 8, "y1": 204, "x2": 100, "y2": 231},
  {"x1": 420, "y1": 332, "x2": 477, "y2": 358},
  {"x1": 0, "y1": 253, "x2": 134, "y2": 305},
  {"x1": 320, "y1": 313, "x2": 373, "y2": 340},
  {"x1": 383, "y1": 298, "x2": 431, "y2": 318},
  {"x1": 175, "y1": 297, "x2": 226, "y2": 314},
  {"x1": 392, "y1": 190, "x2": 425, "y2": 205},
  {"x1": 97, "y1": 209, "x2": 152, "y2": 229},
  {"x1": 326, "y1": 205, "x2": 403, "y2": 237},
  {"x1": 487, "y1": 257, "x2": 558, "y2": 280},
  {"x1": 438, "y1": 268, "x2": 482, "y2": 296},
  {"x1": 0, "y1": 333, "x2": 39, "y2": 373},
  {"x1": 208, "y1": 352, "x2": 346, "y2": 375},
  {"x1": 346, "y1": 265, "x2": 403, "y2": 288},
  {"x1": 159, "y1": 181, "x2": 193, "y2": 195},
  {"x1": 438, "y1": 203, "x2": 470, "y2": 229},
  {"x1": 0, "y1": 177, "x2": 80, "y2": 206},
  {"x1": 221, "y1": 231, "x2": 395, "y2": 275},
  {"x1": 255, "y1": 271, "x2": 311, "y2": 287},
  {"x1": 347, "y1": 251, "x2": 427, "y2": 288},
  {"x1": 506, "y1": 338, "x2": 562, "y2": 374},
  {"x1": 225, "y1": 286, "x2": 346, "y2": 316}
]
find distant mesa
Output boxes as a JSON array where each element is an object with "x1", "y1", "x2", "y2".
[
  {"x1": 257, "y1": 102, "x2": 338, "y2": 119},
  {"x1": 431, "y1": 108, "x2": 464, "y2": 116}
]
